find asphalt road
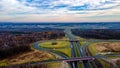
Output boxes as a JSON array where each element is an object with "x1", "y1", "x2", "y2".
[
  {"x1": 32, "y1": 41, "x2": 95, "y2": 68},
  {"x1": 33, "y1": 42, "x2": 68, "y2": 58},
  {"x1": 64, "y1": 28, "x2": 90, "y2": 68},
  {"x1": 32, "y1": 28, "x2": 119, "y2": 68}
]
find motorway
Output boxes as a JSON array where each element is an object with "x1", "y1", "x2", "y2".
[
  {"x1": 32, "y1": 28, "x2": 119, "y2": 68},
  {"x1": 64, "y1": 28, "x2": 90, "y2": 68},
  {"x1": 33, "y1": 42, "x2": 71, "y2": 68},
  {"x1": 32, "y1": 28, "x2": 96, "y2": 68},
  {"x1": 33, "y1": 41, "x2": 95, "y2": 68},
  {"x1": 32, "y1": 28, "x2": 95, "y2": 68},
  {"x1": 64, "y1": 28, "x2": 119, "y2": 68}
]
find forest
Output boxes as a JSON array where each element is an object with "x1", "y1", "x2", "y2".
[
  {"x1": 72, "y1": 29, "x2": 120, "y2": 39},
  {"x1": 0, "y1": 30, "x2": 65, "y2": 59}
]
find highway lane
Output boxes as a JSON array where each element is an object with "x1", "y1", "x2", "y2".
[
  {"x1": 64, "y1": 28, "x2": 90, "y2": 68},
  {"x1": 64, "y1": 28, "x2": 78, "y2": 68},
  {"x1": 70, "y1": 42, "x2": 78, "y2": 68},
  {"x1": 33, "y1": 42, "x2": 72, "y2": 68},
  {"x1": 65, "y1": 29, "x2": 79, "y2": 68},
  {"x1": 75, "y1": 41, "x2": 90, "y2": 68},
  {"x1": 33, "y1": 41, "x2": 95, "y2": 68},
  {"x1": 33, "y1": 28, "x2": 119, "y2": 68},
  {"x1": 82, "y1": 39, "x2": 119, "y2": 68}
]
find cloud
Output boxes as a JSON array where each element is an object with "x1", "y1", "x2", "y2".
[
  {"x1": 0, "y1": 0, "x2": 37, "y2": 15},
  {"x1": 0, "y1": 0, "x2": 120, "y2": 22},
  {"x1": 1, "y1": 0, "x2": 120, "y2": 13}
]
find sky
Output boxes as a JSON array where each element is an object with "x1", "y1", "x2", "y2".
[{"x1": 0, "y1": 0, "x2": 120, "y2": 22}]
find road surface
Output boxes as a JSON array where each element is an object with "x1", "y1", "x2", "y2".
[{"x1": 64, "y1": 28, "x2": 90, "y2": 68}]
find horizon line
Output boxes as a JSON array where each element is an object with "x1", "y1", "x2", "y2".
[{"x1": 0, "y1": 22, "x2": 120, "y2": 23}]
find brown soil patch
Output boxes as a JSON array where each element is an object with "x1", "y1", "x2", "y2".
[
  {"x1": 95, "y1": 42, "x2": 120, "y2": 52},
  {"x1": 7, "y1": 50, "x2": 53, "y2": 65}
]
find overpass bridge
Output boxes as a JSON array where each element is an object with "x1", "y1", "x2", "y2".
[{"x1": 41, "y1": 57, "x2": 95, "y2": 63}]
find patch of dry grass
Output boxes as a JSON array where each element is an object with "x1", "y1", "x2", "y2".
[
  {"x1": 1, "y1": 50, "x2": 54, "y2": 66},
  {"x1": 95, "y1": 42, "x2": 120, "y2": 52}
]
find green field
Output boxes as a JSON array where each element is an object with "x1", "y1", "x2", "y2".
[
  {"x1": 39, "y1": 40, "x2": 71, "y2": 57},
  {"x1": 39, "y1": 40, "x2": 70, "y2": 48},
  {"x1": 38, "y1": 40, "x2": 71, "y2": 67},
  {"x1": 53, "y1": 48, "x2": 71, "y2": 57},
  {"x1": 88, "y1": 43, "x2": 99, "y2": 56}
]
